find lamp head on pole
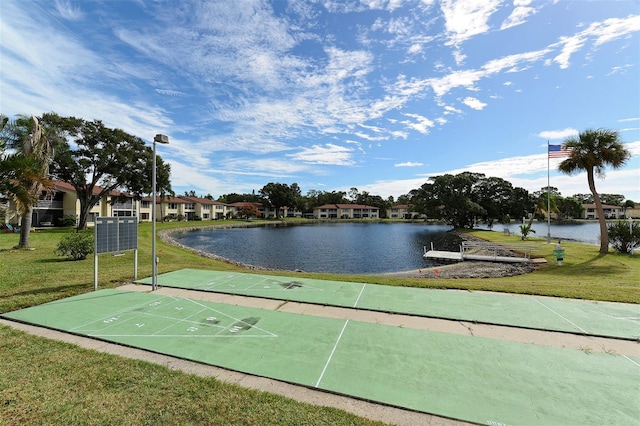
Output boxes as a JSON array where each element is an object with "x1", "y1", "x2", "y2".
[{"x1": 154, "y1": 134, "x2": 169, "y2": 144}]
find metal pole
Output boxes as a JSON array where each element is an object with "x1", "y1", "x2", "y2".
[
  {"x1": 151, "y1": 134, "x2": 169, "y2": 291},
  {"x1": 152, "y1": 139, "x2": 157, "y2": 291},
  {"x1": 547, "y1": 140, "x2": 551, "y2": 244}
]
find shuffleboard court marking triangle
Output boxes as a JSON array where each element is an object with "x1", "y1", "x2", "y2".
[
  {"x1": 70, "y1": 295, "x2": 278, "y2": 339},
  {"x1": 194, "y1": 275, "x2": 325, "y2": 292},
  {"x1": 69, "y1": 296, "x2": 168, "y2": 333}
]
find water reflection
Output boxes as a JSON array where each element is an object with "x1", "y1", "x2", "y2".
[
  {"x1": 174, "y1": 221, "x2": 605, "y2": 274},
  {"x1": 175, "y1": 222, "x2": 458, "y2": 274}
]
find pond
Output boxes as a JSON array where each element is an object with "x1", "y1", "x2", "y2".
[
  {"x1": 173, "y1": 221, "x2": 606, "y2": 274},
  {"x1": 173, "y1": 222, "x2": 458, "y2": 274}
]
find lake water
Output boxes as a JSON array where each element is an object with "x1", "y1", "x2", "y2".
[
  {"x1": 479, "y1": 221, "x2": 603, "y2": 245},
  {"x1": 174, "y1": 222, "x2": 458, "y2": 274},
  {"x1": 174, "y1": 221, "x2": 604, "y2": 274}
]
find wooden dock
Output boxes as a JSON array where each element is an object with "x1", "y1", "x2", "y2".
[
  {"x1": 424, "y1": 241, "x2": 538, "y2": 264},
  {"x1": 423, "y1": 250, "x2": 463, "y2": 262}
]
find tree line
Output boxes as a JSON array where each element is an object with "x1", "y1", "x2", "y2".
[
  {"x1": 1, "y1": 112, "x2": 632, "y2": 254},
  {"x1": 216, "y1": 176, "x2": 632, "y2": 226}
]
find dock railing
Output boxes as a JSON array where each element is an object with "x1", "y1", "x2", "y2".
[{"x1": 461, "y1": 241, "x2": 537, "y2": 261}]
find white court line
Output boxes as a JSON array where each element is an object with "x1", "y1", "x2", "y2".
[
  {"x1": 70, "y1": 295, "x2": 170, "y2": 332},
  {"x1": 315, "y1": 320, "x2": 349, "y2": 388},
  {"x1": 533, "y1": 298, "x2": 587, "y2": 333},
  {"x1": 151, "y1": 307, "x2": 208, "y2": 336},
  {"x1": 354, "y1": 283, "x2": 366, "y2": 308},
  {"x1": 183, "y1": 297, "x2": 278, "y2": 337},
  {"x1": 623, "y1": 355, "x2": 640, "y2": 368}
]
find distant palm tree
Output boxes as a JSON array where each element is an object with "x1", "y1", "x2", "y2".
[
  {"x1": 558, "y1": 129, "x2": 631, "y2": 254},
  {"x1": 1, "y1": 115, "x2": 54, "y2": 249}
]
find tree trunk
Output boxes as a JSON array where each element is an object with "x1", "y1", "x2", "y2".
[
  {"x1": 77, "y1": 203, "x2": 89, "y2": 230},
  {"x1": 587, "y1": 168, "x2": 609, "y2": 254},
  {"x1": 77, "y1": 193, "x2": 93, "y2": 230},
  {"x1": 17, "y1": 206, "x2": 33, "y2": 249}
]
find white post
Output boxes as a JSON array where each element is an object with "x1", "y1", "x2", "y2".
[
  {"x1": 547, "y1": 140, "x2": 551, "y2": 244},
  {"x1": 152, "y1": 134, "x2": 169, "y2": 291},
  {"x1": 94, "y1": 255, "x2": 98, "y2": 291}
]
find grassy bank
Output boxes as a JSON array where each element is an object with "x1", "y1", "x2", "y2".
[{"x1": 1, "y1": 221, "x2": 638, "y2": 425}]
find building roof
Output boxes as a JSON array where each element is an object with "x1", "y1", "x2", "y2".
[
  {"x1": 582, "y1": 204, "x2": 623, "y2": 209},
  {"x1": 316, "y1": 203, "x2": 379, "y2": 210},
  {"x1": 179, "y1": 196, "x2": 222, "y2": 205},
  {"x1": 227, "y1": 201, "x2": 264, "y2": 208},
  {"x1": 335, "y1": 204, "x2": 379, "y2": 210},
  {"x1": 158, "y1": 196, "x2": 188, "y2": 204}
]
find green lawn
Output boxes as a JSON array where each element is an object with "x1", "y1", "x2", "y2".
[{"x1": 1, "y1": 220, "x2": 638, "y2": 425}]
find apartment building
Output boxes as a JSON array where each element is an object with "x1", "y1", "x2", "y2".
[
  {"x1": 387, "y1": 204, "x2": 410, "y2": 219},
  {"x1": 179, "y1": 196, "x2": 228, "y2": 220},
  {"x1": 581, "y1": 204, "x2": 625, "y2": 220},
  {"x1": 313, "y1": 204, "x2": 379, "y2": 219}
]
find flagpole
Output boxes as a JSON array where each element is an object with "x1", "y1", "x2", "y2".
[{"x1": 547, "y1": 140, "x2": 551, "y2": 244}]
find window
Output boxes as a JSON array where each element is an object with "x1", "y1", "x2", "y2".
[{"x1": 168, "y1": 203, "x2": 178, "y2": 210}]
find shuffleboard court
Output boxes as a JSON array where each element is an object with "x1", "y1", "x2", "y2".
[
  {"x1": 136, "y1": 269, "x2": 640, "y2": 340},
  {"x1": 2, "y1": 288, "x2": 639, "y2": 425}
]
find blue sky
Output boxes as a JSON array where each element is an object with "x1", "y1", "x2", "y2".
[{"x1": 2, "y1": 0, "x2": 639, "y2": 202}]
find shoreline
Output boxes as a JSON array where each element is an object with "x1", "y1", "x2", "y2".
[{"x1": 159, "y1": 223, "x2": 539, "y2": 279}]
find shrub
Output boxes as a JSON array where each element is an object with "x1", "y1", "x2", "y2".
[
  {"x1": 54, "y1": 231, "x2": 94, "y2": 260},
  {"x1": 58, "y1": 215, "x2": 77, "y2": 227},
  {"x1": 607, "y1": 220, "x2": 640, "y2": 254},
  {"x1": 519, "y1": 224, "x2": 535, "y2": 240}
]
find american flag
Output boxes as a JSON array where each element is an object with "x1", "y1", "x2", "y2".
[{"x1": 548, "y1": 144, "x2": 573, "y2": 158}]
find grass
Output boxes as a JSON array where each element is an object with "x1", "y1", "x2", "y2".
[{"x1": 1, "y1": 220, "x2": 638, "y2": 425}]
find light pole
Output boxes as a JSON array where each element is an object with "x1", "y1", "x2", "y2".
[{"x1": 152, "y1": 134, "x2": 169, "y2": 291}]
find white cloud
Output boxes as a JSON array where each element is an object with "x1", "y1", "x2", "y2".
[
  {"x1": 500, "y1": 0, "x2": 537, "y2": 30},
  {"x1": 552, "y1": 15, "x2": 640, "y2": 69},
  {"x1": 538, "y1": 128, "x2": 579, "y2": 140},
  {"x1": 443, "y1": 105, "x2": 462, "y2": 114},
  {"x1": 395, "y1": 162, "x2": 424, "y2": 167},
  {"x1": 402, "y1": 113, "x2": 435, "y2": 134},
  {"x1": 220, "y1": 157, "x2": 308, "y2": 176},
  {"x1": 287, "y1": 144, "x2": 355, "y2": 165},
  {"x1": 440, "y1": 0, "x2": 502, "y2": 46},
  {"x1": 424, "y1": 49, "x2": 548, "y2": 97},
  {"x1": 54, "y1": 0, "x2": 84, "y2": 21},
  {"x1": 462, "y1": 96, "x2": 487, "y2": 110}
]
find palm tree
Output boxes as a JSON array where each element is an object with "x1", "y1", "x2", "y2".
[
  {"x1": 0, "y1": 116, "x2": 43, "y2": 222},
  {"x1": 1, "y1": 115, "x2": 54, "y2": 249},
  {"x1": 558, "y1": 129, "x2": 631, "y2": 254}
]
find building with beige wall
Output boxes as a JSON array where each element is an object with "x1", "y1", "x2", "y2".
[{"x1": 313, "y1": 204, "x2": 379, "y2": 219}]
